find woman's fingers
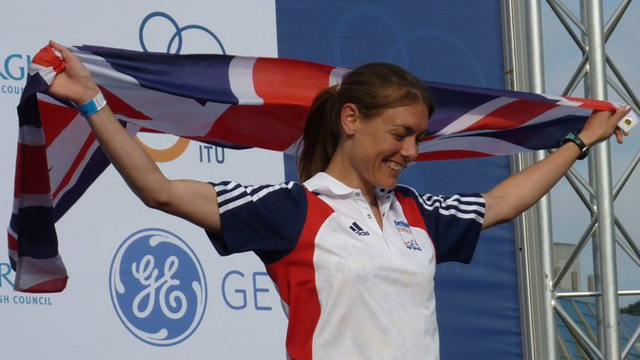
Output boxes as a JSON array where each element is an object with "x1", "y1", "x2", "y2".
[
  {"x1": 615, "y1": 127, "x2": 623, "y2": 144},
  {"x1": 48, "y1": 40, "x2": 70, "y2": 60}
]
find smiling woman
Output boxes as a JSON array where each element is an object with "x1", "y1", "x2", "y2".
[{"x1": 46, "y1": 39, "x2": 630, "y2": 360}]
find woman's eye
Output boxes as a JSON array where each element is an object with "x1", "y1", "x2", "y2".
[{"x1": 392, "y1": 133, "x2": 404, "y2": 141}]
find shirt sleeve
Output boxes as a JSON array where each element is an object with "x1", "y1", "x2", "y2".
[
  {"x1": 205, "y1": 180, "x2": 308, "y2": 264},
  {"x1": 397, "y1": 186, "x2": 485, "y2": 264}
]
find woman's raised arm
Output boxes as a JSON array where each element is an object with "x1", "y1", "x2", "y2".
[
  {"x1": 47, "y1": 41, "x2": 221, "y2": 233},
  {"x1": 481, "y1": 106, "x2": 631, "y2": 229}
]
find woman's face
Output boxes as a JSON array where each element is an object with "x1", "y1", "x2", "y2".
[{"x1": 347, "y1": 102, "x2": 429, "y2": 190}]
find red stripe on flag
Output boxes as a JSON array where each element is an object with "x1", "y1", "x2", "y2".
[
  {"x1": 32, "y1": 45, "x2": 66, "y2": 73},
  {"x1": 563, "y1": 96, "x2": 616, "y2": 112},
  {"x1": 17, "y1": 144, "x2": 51, "y2": 194},
  {"x1": 22, "y1": 276, "x2": 68, "y2": 293},
  {"x1": 8, "y1": 233, "x2": 18, "y2": 251},
  {"x1": 52, "y1": 132, "x2": 97, "y2": 199},
  {"x1": 463, "y1": 99, "x2": 557, "y2": 133},
  {"x1": 203, "y1": 105, "x2": 307, "y2": 151},
  {"x1": 416, "y1": 150, "x2": 492, "y2": 161},
  {"x1": 38, "y1": 100, "x2": 80, "y2": 147},
  {"x1": 253, "y1": 58, "x2": 334, "y2": 105}
]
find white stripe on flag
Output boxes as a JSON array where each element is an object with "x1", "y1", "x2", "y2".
[
  {"x1": 52, "y1": 122, "x2": 140, "y2": 207},
  {"x1": 435, "y1": 97, "x2": 517, "y2": 136},
  {"x1": 19, "y1": 125, "x2": 46, "y2": 146},
  {"x1": 13, "y1": 255, "x2": 67, "y2": 291},
  {"x1": 229, "y1": 57, "x2": 263, "y2": 105},
  {"x1": 419, "y1": 135, "x2": 529, "y2": 156},
  {"x1": 52, "y1": 140, "x2": 101, "y2": 206},
  {"x1": 13, "y1": 194, "x2": 54, "y2": 213},
  {"x1": 44, "y1": 102, "x2": 92, "y2": 194},
  {"x1": 542, "y1": 93, "x2": 583, "y2": 107},
  {"x1": 28, "y1": 62, "x2": 45, "y2": 76},
  {"x1": 329, "y1": 67, "x2": 349, "y2": 87}
]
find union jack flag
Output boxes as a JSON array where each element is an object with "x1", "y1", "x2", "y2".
[{"x1": 10, "y1": 44, "x2": 627, "y2": 292}]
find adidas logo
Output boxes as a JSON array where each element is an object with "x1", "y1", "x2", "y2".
[{"x1": 349, "y1": 221, "x2": 370, "y2": 236}]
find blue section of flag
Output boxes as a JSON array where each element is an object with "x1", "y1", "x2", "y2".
[{"x1": 77, "y1": 45, "x2": 239, "y2": 105}]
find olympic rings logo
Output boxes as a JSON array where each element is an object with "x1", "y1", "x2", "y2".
[
  {"x1": 136, "y1": 11, "x2": 227, "y2": 163},
  {"x1": 138, "y1": 11, "x2": 226, "y2": 55}
]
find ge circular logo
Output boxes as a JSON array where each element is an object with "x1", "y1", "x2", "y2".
[{"x1": 109, "y1": 228, "x2": 207, "y2": 346}]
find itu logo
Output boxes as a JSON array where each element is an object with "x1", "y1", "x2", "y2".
[{"x1": 109, "y1": 228, "x2": 207, "y2": 346}]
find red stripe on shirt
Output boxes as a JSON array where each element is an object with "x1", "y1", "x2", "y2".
[
  {"x1": 266, "y1": 190, "x2": 334, "y2": 360},
  {"x1": 395, "y1": 192, "x2": 435, "y2": 259}
]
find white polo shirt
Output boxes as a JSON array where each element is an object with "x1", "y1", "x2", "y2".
[{"x1": 208, "y1": 172, "x2": 485, "y2": 360}]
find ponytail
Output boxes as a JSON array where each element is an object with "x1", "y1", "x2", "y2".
[
  {"x1": 298, "y1": 63, "x2": 435, "y2": 183},
  {"x1": 298, "y1": 85, "x2": 340, "y2": 183}
]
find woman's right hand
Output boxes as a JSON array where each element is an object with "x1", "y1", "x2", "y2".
[{"x1": 47, "y1": 40, "x2": 100, "y2": 105}]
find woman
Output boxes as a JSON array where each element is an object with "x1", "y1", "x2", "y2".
[{"x1": 47, "y1": 40, "x2": 629, "y2": 359}]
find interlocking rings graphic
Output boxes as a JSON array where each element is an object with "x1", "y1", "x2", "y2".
[
  {"x1": 137, "y1": 12, "x2": 227, "y2": 162},
  {"x1": 109, "y1": 228, "x2": 207, "y2": 346},
  {"x1": 138, "y1": 11, "x2": 226, "y2": 55}
]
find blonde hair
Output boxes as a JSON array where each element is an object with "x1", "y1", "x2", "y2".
[{"x1": 298, "y1": 63, "x2": 435, "y2": 182}]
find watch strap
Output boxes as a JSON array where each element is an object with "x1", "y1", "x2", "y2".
[{"x1": 561, "y1": 132, "x2": 589, "y2": 160}]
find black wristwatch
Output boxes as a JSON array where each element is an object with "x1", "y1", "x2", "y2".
[{"x1": 561, "y1": 132, "x2": 589, "y2": 160}]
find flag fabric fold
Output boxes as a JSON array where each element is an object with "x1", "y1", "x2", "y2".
[{"x1": 10, "y1": 44, "x2": 627, "y2": 292}]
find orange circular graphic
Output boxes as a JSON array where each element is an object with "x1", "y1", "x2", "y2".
[{"x1": 136, "y1": 136, "x2": 191, "y2": 163}]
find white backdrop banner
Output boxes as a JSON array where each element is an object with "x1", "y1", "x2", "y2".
[{"x1": 1, "y1": 1, "x2": 288, "y2": 359}]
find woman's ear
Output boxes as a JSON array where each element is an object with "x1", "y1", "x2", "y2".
[{"x1": 340, "y1": 103, "x2": 360, "y2": 136}]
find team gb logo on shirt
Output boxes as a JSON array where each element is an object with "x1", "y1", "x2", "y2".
[
  {"x1": 394, "y1": 220, "x2": 422, "y2": 251},
  {"x1": 109, "y1": 228, "x2": 207, "y2": 346}
]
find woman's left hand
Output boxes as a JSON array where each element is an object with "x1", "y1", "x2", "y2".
[{"x1": 579, "y1": 105, "x2": 633, "y2": 146}]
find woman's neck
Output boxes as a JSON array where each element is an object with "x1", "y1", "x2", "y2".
[{"x1": 325, "y1": 154, "x2": 377, "y2": 206}]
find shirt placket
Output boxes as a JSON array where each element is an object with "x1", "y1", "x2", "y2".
[
  {"x1": 352, "y1": 190, "x2": 400, "y2": 261},
  {"x1": 378, "y1": 192, "x2": 401, "y2": 262}
]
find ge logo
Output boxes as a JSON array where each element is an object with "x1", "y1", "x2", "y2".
[
  {"x1": 109, "y1": 228, "x2": 207, "y2": 346},
  {"x1": 136, "y1": 12, "x2": 228, "y2": 162}
]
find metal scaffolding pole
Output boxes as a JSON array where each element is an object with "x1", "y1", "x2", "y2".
[
  {"x1": 524, "y1": 1, "x2": 558, "y2": 359},
  {"x1": 585, "y1": 1, "x2": 621, "y2": 358},
  {"x1": 580, "y1": 0, "x2": 606, "y2": 350},
  {"x1": 504, "y1": 0, "x2": 640, "y2": 359}
]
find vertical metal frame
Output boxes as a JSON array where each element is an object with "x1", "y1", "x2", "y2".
[{"x1": 503, "y1": 0, "x2": 640, "y2": 359}]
